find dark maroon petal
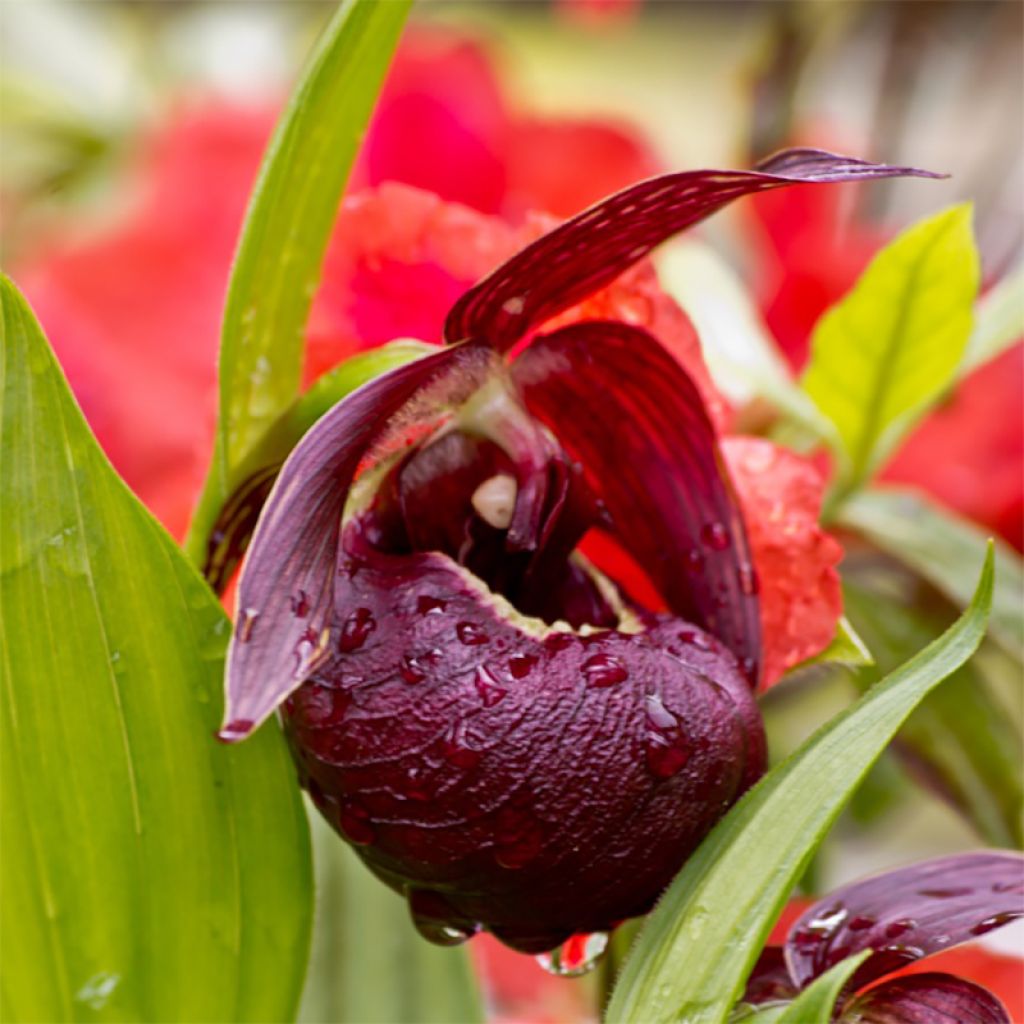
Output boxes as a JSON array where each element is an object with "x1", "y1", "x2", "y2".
[
  {"x1": 839, "y1": 974, "x2": 1011, "y2": 1024},
  {"x1": 285, "y1": 523, "x2": 765, "y2": 949},
  {"x1": 785, "y1": 852, "x2": 1024, "y2": 992},
  {"x1": 512, "y1": 321, "x2": 761, "y2": 683},
  {"x1": 444, "y1": 148, "x2": 941, "y2": 349},
  {"x1": 219, "y1": 345, "x2": 489, "y2": 740},
  {"x1": 742, "y1": 946, "x2": 801, "y2": 1005}
]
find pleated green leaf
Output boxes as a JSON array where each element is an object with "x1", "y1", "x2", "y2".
[
  {"x1": 605, "y1": 546, "x2": 993, "y2": 1024},
  {"x1": 185, "y1": 0, "x2": 411, "y2": 568},
  {"x1": 803, "y1": 204, "x2": 979, "y2": 491},
  {"x1": 1, "y1": 276, "x2": 312, "y2": 1022},
  {"x1": 299, "y1": 815, "x2": 483, "y2": 1024}
]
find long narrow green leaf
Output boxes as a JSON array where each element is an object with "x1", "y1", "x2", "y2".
[
  {"x1": 775, "y1": 953, "x2": 869, "y2": 1024},
  {"x1": 837, "y1": 486, "x2": 1023, "y2": 659},
  {"x1": 844, "y1": 567, "x2": 1023, "y2": 848},
  {"x1": 802, "y1": 205, "x2": 979, "y2": 491},
  {"x1": 299, "y1": 815, "x2": 483, "y2": 1024},
  {"x1": 185, "y1": 0, "x2": 411, "y2": 567},
  {"x1": 0, "y1": 277, "x2": 313, "y2": 1021},
  {"x1": 605, "y1": 546, "x2": 993, "y2": 1024}
]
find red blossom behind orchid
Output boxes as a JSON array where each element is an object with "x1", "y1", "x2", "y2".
[{"x1": 218, "y1": 150, "x2": 935, "y2": 953}]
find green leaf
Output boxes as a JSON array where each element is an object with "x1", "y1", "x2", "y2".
[
  {"x1": 0, "y1": 276, "x2": 313, "y2": 1021},
  {"x1": 299, "y1": 815, "x2": 483, "y2": 1024},
  {"x1": 185, "y1": 0, "x2": 411, "y2": 567},
  {"x1": 605, "y1": 545, "x2": 993, "y2": 1024},
  {"x1": 844, "y1": 564, "x2": 1023, "y2": 848},
  {"x1": 790, "y1": 615, "x2": 873, "y2": 673},
  {"x1": 774, "y1": 952, "x2": 870, "y2": 1024},
  {"x1": 802, "y1": 204, "x2": 980, "y2": 491},
  {"x1": 960, "y1": 263, "x2": 1024, "y2": 376},
  {"x1": 837, "y1": 487, "x2": 1023, "y2": 660}
]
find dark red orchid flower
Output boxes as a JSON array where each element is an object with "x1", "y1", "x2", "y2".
[
  {"x1": 219, "y1": 150, "x2": 936, "y2": 953},
  {"x1": 743, "y1": 852, "x2": 1024, "y2": 1022}
]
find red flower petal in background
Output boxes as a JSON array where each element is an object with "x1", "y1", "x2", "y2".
[
  {"x1": 722, "y1": 437, "x2": 844, "y2": 688},
  {"x1": 882, "y1": 344, "x2": 1024, "y2": 552}
]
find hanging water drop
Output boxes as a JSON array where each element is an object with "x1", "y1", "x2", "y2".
[
  {"x1": 537, "y1": 931, "x2": 610, "y2": 977},
  {"x1": 581, "y1": 653, "x2": 628, "y2": 688}
]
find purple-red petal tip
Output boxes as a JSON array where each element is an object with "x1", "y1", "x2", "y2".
[{"x1": 216, "y1": 719, "x2": 255, "y2": 743}]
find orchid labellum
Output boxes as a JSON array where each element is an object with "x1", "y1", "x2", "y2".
[
  {"x1": 219, "y1": 150, "x2": 936, "y2": 953},
  {"x1": 744, "y1": 852, "x2": 1024, "y2": 1022}
]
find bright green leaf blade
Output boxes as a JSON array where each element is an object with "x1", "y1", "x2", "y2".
[
  {"x1": 299, "y1": 815, "x2": 483, "y2": 1024},
  {"x1": 789, "y1": 615, "x2": 874, "y2": 673},
  {"x1": 0, "y1": 277, "x2": 313, "y2": 1022},
  {"x1": 844, "y1": 565, "x2": 1023, "y2": 848},
  {"x1": 803, "y1": 205, "x2": 980, "y2": 489},
  {"x1": 837, "y1": 487, "x2": 1023, "y2": 659},
  {"x1": 185, "y1": 0, "x2": 411, "y2": 567},
  {"x1": 775, "y1": 951, "x2": 870, "y2": 1024},
  {"x1": 960, "y1": 263, "x2": 1024, "y2": 376},
  {"x1": 605, "y1": 546, "x2": 993, "y2": 1024}
]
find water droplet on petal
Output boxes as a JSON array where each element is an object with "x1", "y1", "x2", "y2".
[
  {"x1": 848, "y1": 915, "x2": 875, "y2": 931},
  {"x1": 493, "y1": 809, "x2": 545, "y2": 869},
  {"x1": 884, "y1": 918, "x2": 915, "y2": 939},
  {"x1": 537, "y1": 932, "x2": 609, "y2": 977},
  {"x1": 237, "y1": 608, "x2": 259, "y2": 642},
  {"x1": 398, "y1": 767, "x2": 433, "y2": 802},
  {"x1": 294, "y1": 684, "x2": 350, "y2": 727},
  {"x1": 508, "y1": 654, "x2": 537, "y2": 678},
  {"x1": 337, "y1": 801, "x2": 375, "y2": 845},
  {"x1": 807, "y1": 905, "x2": 848, "y2": 935},
  {"x1": 340, "y1": 607, "x2": 375, "y2": 652},
  {"x1": 456, "y1": 621, "x2": 489, "y2": 646},
  {"x1": 475, "y1": 666, "x2": 508, "y2": 707},
  {"x1": 738, "y1": 564, "x2": 760, "y2": 595},
  {"x1": 971, "y1": 911, "x2": 1023, "y2": 936},
  {"x1": 290, "y1": 590, "x2": 311, "y2": 617},
  {"x1": 642, "y1": 695, "x2": 691, "y2": 779},
  {"x1": 544, "y1": 632, "x2": 575, "y2": 653},
  {"x1": 684, "y1": 548, "x2": 705, "y2": 575},
  {"x1": 581, "y1": 653, "x2": 628, "y2": 688},
  {"x1": 417, "y1": 594, "x2": 447, "y2": 615},
  {"x1": 700, "y1": 522, "x2": 730, "y2": 551},
  {"x1": 409, "y1": 889, "x2": 478, "y2": 946},
  {"x1": 678, "y1": 629, "x2": 712, "y2": 651},
  {"x1": 441, "y1": 721, "x2": 482, "y2": 769},
  {"x1": 399, "y1": 655, "x2": 428, "y2": 685}
]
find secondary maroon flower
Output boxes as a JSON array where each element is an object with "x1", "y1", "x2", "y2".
[
  {"x1": 219, "y1": 150, "x2": 935, "y2": 952},
  {"x1": 743, "y1": 852, "x2": 1024, "y2": 1022}
]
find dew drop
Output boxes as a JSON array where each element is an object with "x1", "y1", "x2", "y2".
[
  {"x1": 738, "y1": 563, "x2": 760, "y2": 596},
  {"x1": 700, "y1": 522, "x2": 730, "y2": 551},
  {"x1": 399, "y1": 655, "x2": 427, "y2": 685},
  {"x1": 684, "y1": 548, "x2": 705, "y2": 575},
  {"x1": 417, "y1": 594, "x2": 447, "y2": 615},
  {"x1": 290, "y1": 590, "x2": 311, "y2": 617},
  {"x1": 642, "y1": 695, "x2": 691, "y2": 779},
  {"x1": 237, "y1": 608, "x2": 259, "y2": 642},
  {"x1": 474, "y1": 666, "x2": 508, "y2": 707},
  {"x1": 409, "y1": 890, "x2": 478, "y2": 946},
  {"x1": 398, "y1": 767, "x2": 433, "y2": 802},
  {"x1": 493, "y1": 810, "x2": 544, "y2": 869},
  {"x1": 971, "y1": 910, "x2": 1023, "y2": 936},
  {"x1": 884, "y1": 918, "x2": 915, "y2": 939},
  {"x1": 456, "y1": 621, "x2": 489, "y2": 646},
  {"x1": 340, "y1": 607, "x2": 375, "y2": 652},
  {"x1": 918, "y1": 887, "x2": 973, "y2": 898},
  {"x1": 544, "y1": 632, "x2": 575, "y2": 653},
  {"x1": 337, "y1": 801, "x2": 375, "y2": 845},
  {"x1": 537, "y1": 932, "x2": 609, "y2": 978},
  {"x1": 441, "y1": 721, "x2": 482, "y2": 769},
  {"x1": 294, "y1": 684, "x2": 350, "y2": 727},
  {"x1": 848, "y1": 915, "x2": 876, "y2": 932},
  {"x1": 508, "y1": 654, "x2": 537, "y2": 679},
  {"x1": 678, "y1": 629, "x2": 712, "y2": 651},
  {"x1": 807, "y1": 906, "x2": 848, "y2": 935},
  {"x1": 581, "y1": 653, "x2": 628, "y2": 688}
]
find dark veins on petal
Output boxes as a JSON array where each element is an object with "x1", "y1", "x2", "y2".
[
  {"x1": 785, "y1": 852, "x2": 1024, "y2": 994},
  {"x1": 513, "y1": 321, "x2": 761, "y2": 683},
  {"x1": 444, "y1": 148, "x2": 940, "y2": 350},
  {"x1": 839, "y1": 974, "x2": 1011, "y2": 1024}
]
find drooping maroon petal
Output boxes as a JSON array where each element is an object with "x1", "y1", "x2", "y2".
[
  {"x1": 512, "y1": 320, "x2": 761, "y2": 682},
  {"x1": 444, "y1": 148, "x2": 940, "y2": 349},
  {"x1": 785, "y1": 852, "x2": 1024, "y2": 993},
  {"x1": 219, "y1": 345, "x2": 490, "y2": 740},
  {"x1": 284, "y1": 522, "x2": 765, "y2": 950},
  {"x1": 839, "y1": 974, "x2": 1011, "y2": 1024}
]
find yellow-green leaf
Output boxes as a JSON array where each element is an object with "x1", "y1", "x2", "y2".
[
  {"x1": 1, "y1": 276, "x2": 312, "y2": 1022},
  {"x1": 803, "y1": 204, "x2": 980, "y2": 490}
]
